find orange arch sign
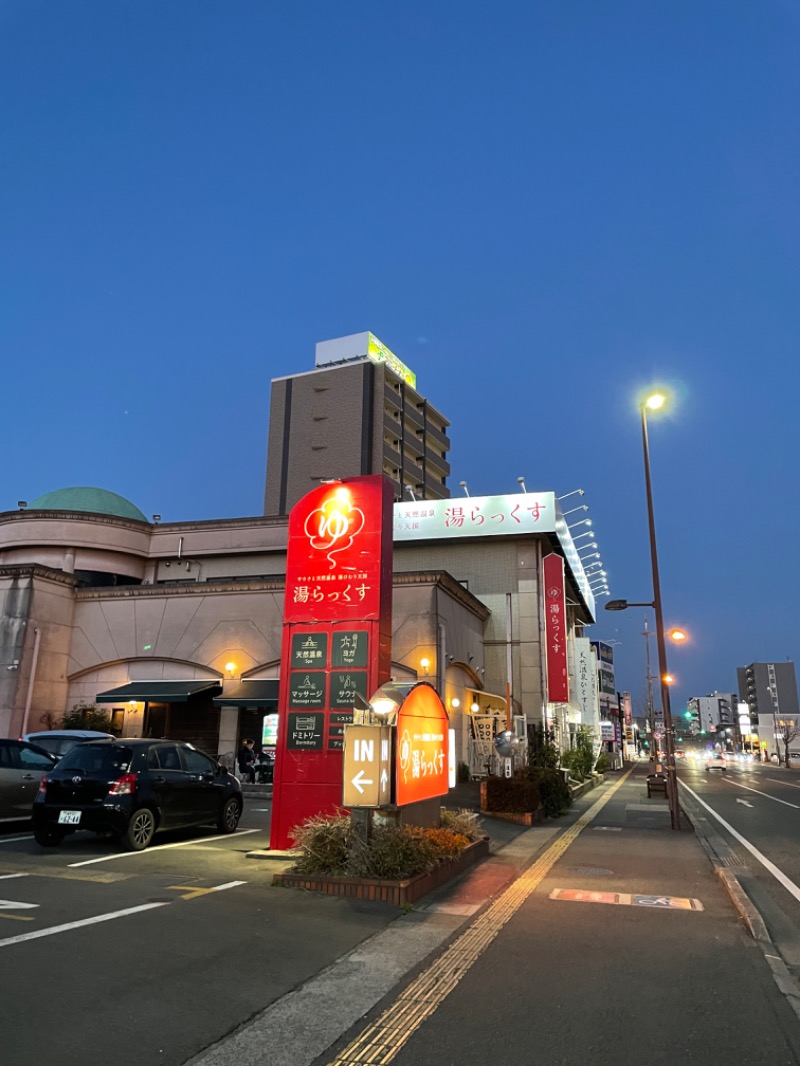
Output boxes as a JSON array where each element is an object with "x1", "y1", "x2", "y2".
[{"x1": 396, "y1": 683, "x2": 449, "y2": 807}]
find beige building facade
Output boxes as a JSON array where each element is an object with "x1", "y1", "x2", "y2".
[{"x1": 0, "y1": 485, "x2": 594, "y2": 772}]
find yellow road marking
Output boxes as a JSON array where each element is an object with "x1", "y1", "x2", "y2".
[
  {"x1": 0, "y1": 914, "x2": 35, "y2": 922},
  {"x1": 327, "y1": 768, "x2": 634, "y2": 1065},
  {"x1": 167, "y1": 885, "x2": 218, "y2": 901},
  {"x1": 166, "y1": 880, "x2": 247, "y2": 901}
]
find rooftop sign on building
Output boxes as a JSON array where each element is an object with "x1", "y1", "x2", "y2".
[
  {"x1": 394, "y1": 492, "x2": 595, "y2": 615},
  {"x1": 315, "y1": 331, "x2": 417, "y2": 388}
]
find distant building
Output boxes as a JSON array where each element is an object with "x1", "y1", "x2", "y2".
[
  {"x1": 263, "y1": 332, "x2": 451, "y2": 515},
  {"x1": 687, "y1": 692, "x2": 738, "y2": 737},
  {"x1": 736, "y1": 662, "x2": 799, "y2": 755}
]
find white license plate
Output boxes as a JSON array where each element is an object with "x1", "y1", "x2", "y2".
[{"x1": 57, "y1": 810, "x2": 81, "y2": 825}]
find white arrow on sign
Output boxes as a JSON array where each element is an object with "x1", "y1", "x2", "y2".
[
  {"x1": 380, "y1": 768, "x2": 388, "y2": 792},
  {"x1": 0, "y1": 899, "x2": 39, "y2": 911},
  {"x1": 351, "y1": 770, "x2": 374, "y2": 795},
  {"x1": 736, "y1": 798, "x2": 754, "y2": 807}
]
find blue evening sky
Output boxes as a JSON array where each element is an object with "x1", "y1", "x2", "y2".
[{"x1": 3, "y1": 1, "x2": 799, "y2": 716}]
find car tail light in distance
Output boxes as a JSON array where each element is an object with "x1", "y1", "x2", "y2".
[{"x1": 108, "y1": 772, "x2": 137, "y2": 796}]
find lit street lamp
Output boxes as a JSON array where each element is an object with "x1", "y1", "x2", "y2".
[{"x1": 605, "y1": 391, "x2": 681, "y2": 831}]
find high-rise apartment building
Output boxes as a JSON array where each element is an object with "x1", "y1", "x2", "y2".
[
  {"x1": 264, "y1": 332, "x2": 451, "y2": 516},
  {"x1": 737, "y1": 662, "x2": 799, "y2": 750}
]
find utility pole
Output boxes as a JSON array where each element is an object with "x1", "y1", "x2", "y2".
[{"x1": 643, "y1": 615, "x2": 658, "y2": 766}]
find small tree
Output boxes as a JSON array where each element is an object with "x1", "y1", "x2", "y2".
[
  {"x1": 776, "y1": 717, "x2": 800, "y2": 769},
  {"x1": 61, "y1": 703, "x2": 112, "y2": 732}
]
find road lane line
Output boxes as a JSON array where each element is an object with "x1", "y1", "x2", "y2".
[
  {"x1": 767, "y1": 778, "x2": 800, "y2": 789},
  {"x1": 0, "y1": 902, "x2": 168, "y2": 948},
  {"x1": 326, "y1": 768, "x2": 634, "y2": 1066},
  {"x1": 67, "y1": 828, "x2": 260, "y2": 867},
  {"x1": 0, "y1": 836, "x2": 34, "y2": 845},
  {"x1": 0, "y1": 874, "x2": 28, "y2": 880},
  {"x1": 680, "y1": 782, "x2": 800, "y2": 905},
  {"x1": 731, "y1": 782, "x2": 800, "y2": 809}
]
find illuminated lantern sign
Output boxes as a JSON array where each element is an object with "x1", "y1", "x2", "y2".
[
  {"x1": 543, "y1": 552, "x2": 569, "y2": 703},
  {"x1": 270, "y1": 476, "x2": 393, "y2": 851},
  {"x1": 395, "y1": 683, "x2": 449, "y2": 807}
]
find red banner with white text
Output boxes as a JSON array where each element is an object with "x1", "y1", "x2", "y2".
[{"x1": 543, "y1": 552, "x2": 569, "y2": 703}]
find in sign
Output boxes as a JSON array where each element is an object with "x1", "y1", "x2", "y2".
[{"x1": 342, "y1": 724, "x2": 393, "y2": 808}]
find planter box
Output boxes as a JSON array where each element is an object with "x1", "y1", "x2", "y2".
[
  {"x1": 479, "y1": 808, "x2": 542, "y2": 826},
  {"x1": 272, "y1": 837, "x2": 490, "y2": 907}
]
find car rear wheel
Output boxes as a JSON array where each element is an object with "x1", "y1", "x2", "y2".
[
  {"x1": 34, "y1": 826, "x2": 66, "y2": 847},
  {"x1": 217, "y1": 796, "x2": 241, "y2": 834},
  {"x1": 123, "y1": 808, "x2": 156, "y2": 851}
]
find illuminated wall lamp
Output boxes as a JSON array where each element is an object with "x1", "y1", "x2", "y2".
[
  {"x1": 225, "y1": 662, "x2": 236, "y2": 677},
  {"x1": 420, "y1": 657, "x2": 430, "y2": 676}
]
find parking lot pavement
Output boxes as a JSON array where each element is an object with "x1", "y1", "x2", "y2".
[{"x1": 0, "y1": 798, "x2": 397, "y2": 1066}]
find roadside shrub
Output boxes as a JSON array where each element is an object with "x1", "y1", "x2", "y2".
[
  {"x1": 290, "y1": 811, "x2": 476, "y2": 880},
  {"x1": 595, "y1": 752, "x2": 610, "y2": 773},
  {"x1": 440, "y1": 807, "x2": 483, "y2": 841},
  {"x1": 60, "y1": 704, "x2": 113, "y2": 732},
  {"x1": 537, "y1": 769, "x2": 572, "y2": 818},
  {"x1": 483, "y1": 773, "x2": 541, "y2": 813},
  {"x1": 457, "y1": 761, "x2": 471, "y2": 783},
  {"x1": 560, "y1": 749, "x2": 585, "y2": 781},
  {"x1": 290, "y1": 812, "x2": 352, "y2": 875}
]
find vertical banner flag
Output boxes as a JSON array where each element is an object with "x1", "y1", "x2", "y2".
[
  {"x1": 543, "y1": 552, "x2": 569, "y2": 703},
  {"x1": 270, "y1": 475, "x2": 394, "y2": 851}
]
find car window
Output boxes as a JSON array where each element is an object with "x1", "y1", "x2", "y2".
[
  {"x1": 59, "y1": 745, "x2": 133, "y2": 775},
  {"x1": 181, "y1": 748, "x2": 215, "y2": 775},
  {"x1": 151, "y1": 745, "x2": 183, "y2": 771},
  {"x1": 0, "y1": 742, "x2": 14, "y2": 769},
  {"x1": 19, "y1": 745, "x2": 56, "y2": 770}
]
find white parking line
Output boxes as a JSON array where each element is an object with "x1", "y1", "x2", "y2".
[
  {"x1": 0, "y1": 836, "x2": 34, "y2": 845},
  {"x1": 0, "y1": 874, "x2": 28, "y2": 880},
  {"x1": 681, "y1": 782, "x2": 800, "y2": 905},
  {"x1": 0, "y1": 902, "x2": 168, "y2": 948},
  {"x1": 68, "y1": 828, "x2": 260, "y2": 867}
]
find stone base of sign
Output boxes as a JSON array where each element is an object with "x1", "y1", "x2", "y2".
[{"x1": 272, "y1": 837, "x2": 490, "y2": 907}]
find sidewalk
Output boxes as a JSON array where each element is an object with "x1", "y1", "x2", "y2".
[{"x1": 190, "y1": 764, "x2": 800, "y2": 1066}]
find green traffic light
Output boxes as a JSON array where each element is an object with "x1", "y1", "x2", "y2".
[{"x1": 684, "y1": 710, "x2": 692, "y2": 719}]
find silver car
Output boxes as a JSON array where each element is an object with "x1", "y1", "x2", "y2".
[
  {"x1": 21, "y1": 730, "x2": 115, "y2": 758},
  {"x1": 0, "y1": 739, "x2": 58, "y2": 822}
]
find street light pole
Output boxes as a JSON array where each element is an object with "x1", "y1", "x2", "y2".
[{"x1": 641, "y1": 401, "x2": 681, "y2": 830}]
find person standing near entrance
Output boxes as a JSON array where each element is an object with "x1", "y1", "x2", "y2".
[{"x1": 237, "y1": 738, "x2": 256, "y2": 783}]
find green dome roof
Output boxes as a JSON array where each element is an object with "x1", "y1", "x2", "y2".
[{"x1": 27, "y1": 487, "x2": 148, "y2": 523}]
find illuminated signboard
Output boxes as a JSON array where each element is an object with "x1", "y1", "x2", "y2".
[
  {"x1": 394, "y1": 492, "x2": 557, "y2": 540},
  {"x1": 393, "y1": 492, "x2": 595, "y2": 618},
  {"x1": 543, "y1": 553, "x2": 569, "y2": 703},
  {"x1": 395, "y1": 683, "x2": 449, "y2": 807},
  {"x1": 269, "y1": 475, "x2": 393, "y2": 851},
  {"x1": 366, "y1": 333, "x2": 416, "y2": 387},
  {"x1": 314, "y1": 331, "x2": 417, "y2": 389}
]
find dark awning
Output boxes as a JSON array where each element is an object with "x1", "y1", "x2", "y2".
[
  {"x1": 213, "y1": 680, "x2": 280, "y2": 708},
  {"x1": 96, "y1": 680, "x2": 222, "y2": 704}
]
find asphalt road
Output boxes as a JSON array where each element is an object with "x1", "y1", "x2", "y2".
[
  {"x1": 678, "y1": 756, "x2": 800, "y2": 970},
  {"x1": 0, "y1": 799, "x2": 395, "y2": 1066}
]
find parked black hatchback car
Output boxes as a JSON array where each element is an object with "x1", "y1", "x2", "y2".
[{"x1": 32, "y1": 739, "x2": 243, "y2": 850}]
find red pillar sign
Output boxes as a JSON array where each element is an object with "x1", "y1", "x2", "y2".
[
  {"x1": 543, "y1": 552, "x2": 569, "y2": 703},
  {"x1": 270, "y1": 476, "x2": 394, "y2": 850}
]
